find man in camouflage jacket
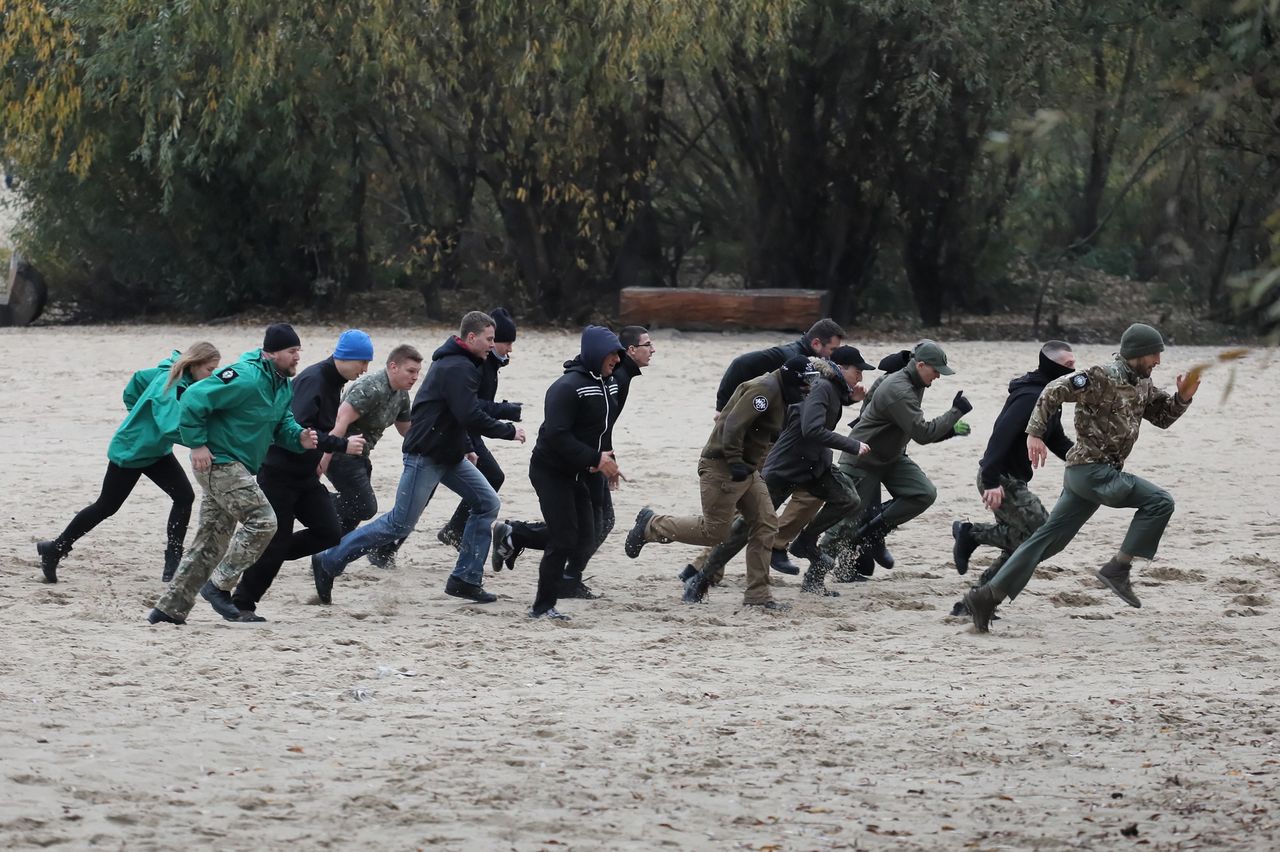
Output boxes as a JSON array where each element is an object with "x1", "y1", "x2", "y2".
[{"x1": 964, "y1": 323, "x2": 1200, "y2": 632}]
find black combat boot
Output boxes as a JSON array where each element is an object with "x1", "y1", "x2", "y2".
[
  {"x1": 769, "y1": 548, "x2": 802, "y2": 575},
  {"x1": 789, "y1": 533, "x2": 834, "y2": 572},
  {"x1": 854, "y1": 515, "x2": 893, "y2": 569},
  {"x1": 36, "y1": 539, "x2": 69, "y2": 584},
  {"x1": 682, "y1": 570, "x2": 712, "y2": 603},
  {"x1": 952, "y1": 521, "x2": 978, "y2": 575},
  {"x1": 200, "y1": 581, "x2": 243, "y2": 621},
  {"x1": 162, "y1": 543, "x2": 183, "y2": 583},
  {"x1": 625, "y1": 508, "x2": 655, "y2": 559},
  {"x1": 147, "y1": 608, "x2": 185, "y2": 625},
  {"x1": 436, "y1": 523, "x2": 462, "y2": 551}
]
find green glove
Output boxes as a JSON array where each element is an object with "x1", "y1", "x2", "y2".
[{"x1": 953, "y1": 420, "x2": 971, "y2": 437}]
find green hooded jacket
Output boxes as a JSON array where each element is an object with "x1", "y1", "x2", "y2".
[
  {"x1": 107, "y1": 351, "x2": 194, "y2": 468},
  {"x1": 178, "y1": 349, "x2": 306, "y2": 473}
]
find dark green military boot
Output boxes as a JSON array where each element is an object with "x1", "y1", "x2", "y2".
[
  {"x1": 1096, "y1": 559, "x2": 1141, "y2": 608},
  {"x1": 963, "y1": 585, "x2": 1003, "y2": 633}
]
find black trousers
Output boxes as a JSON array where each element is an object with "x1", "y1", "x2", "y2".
[
  {"x1": 56, "y1": 456, "x2": 193, "y2": 562},
  {"x1": 327, "y1": 453, "x2": 377, "y2": 534},
  {"x1": 510, "y1": 471, "x2": 612, "y2": 565},
  {"x1": 233, "y1": 471, "x2": 342, "y2": 610},
  {"x1": 529, "y1": 459, "x2": 597, "y2": 613},
  {"x1": 442, "y1": 440, "x2": 505, "y2": 537}
]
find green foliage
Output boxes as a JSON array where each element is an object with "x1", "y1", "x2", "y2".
[{"x1": 1, "y1": 0, "x2": 1278, "y2": 329}]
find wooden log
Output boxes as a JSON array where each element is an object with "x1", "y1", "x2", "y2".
[{"x1": 619, "y1": 286, "x2": 829, "y2": 331}]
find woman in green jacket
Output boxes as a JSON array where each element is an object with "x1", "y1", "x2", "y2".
[{"x1": 37, "y1": 342, "x2": 221, "y2": 584}]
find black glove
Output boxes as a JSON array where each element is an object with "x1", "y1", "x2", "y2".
[
  {"x1": 729, "y1": 462, "x2": 752, "y2": 482},
  {"x1": 952, "y1": 391, "x2": 973, "y2": 416}
]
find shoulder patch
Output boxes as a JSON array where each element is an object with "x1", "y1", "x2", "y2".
[
  {"x1": 217, "y1": 367, "x2": 239, "y2": 383},
  {"x1": 1070, "y1": 373, "x2": 1089, "y2": 389},
  {"x1": 752, "y1": 395, "x2": 769, "y2": 412}
]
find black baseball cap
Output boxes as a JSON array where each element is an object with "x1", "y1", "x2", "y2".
[{"x1": 829, "y1": 346, "x2": 874, "y2": 370}]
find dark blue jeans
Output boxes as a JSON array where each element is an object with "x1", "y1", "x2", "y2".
[{"x1": 315, "y1": 453, "x2": 499, "y2": 584}]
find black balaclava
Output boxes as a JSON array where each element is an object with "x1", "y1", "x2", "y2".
[{"x1": 1036, "y1": 342, "x2": 1075, "y2": 381}]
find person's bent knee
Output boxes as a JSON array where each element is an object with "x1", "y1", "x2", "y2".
[
  {"x1": 917, "y1": 483, "x2": 938, "y2": 509},
  {"x1": 468, "y1": 491, "x2": 501, "y2": 522},
  {"x1": 748, "y1": 518, "x2": 779, "y2": 541},
  {"x1": 704, "y1": 521, "x2": 733, "y2": 541},
  {"x1": 1149, "y1": 489, "x2": 1175, "y2": 518},
  {"x1": 174, "y1": 484, "x2": 196, "y2": 508},
  {"x1": 243, "y1": 512, "x2": 278, "y2": 537}
]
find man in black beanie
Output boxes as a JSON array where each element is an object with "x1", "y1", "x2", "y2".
[
  {"x1": 950, "y1": 342, "x2": 1075, "y2": 614},
  {"x1": 963, "y1": 323, "x2": 1200, "y2": 632},
  {"x1": 437, "y1": 307, "x2": 522, "y2": 550},
  {"x1": 150, "y1": 323, "x2": 319, "y2": 624}
]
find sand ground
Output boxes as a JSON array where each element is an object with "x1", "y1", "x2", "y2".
[{"x1": 1, "y1": 325, "x2": 1277, "y2": 851}]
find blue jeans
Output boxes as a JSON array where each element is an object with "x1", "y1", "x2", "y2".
[{"x1": 314, "y1": 453, "x2": 500, "y2": 585}]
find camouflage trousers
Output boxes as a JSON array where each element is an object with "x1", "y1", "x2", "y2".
[
  {"x1": 969, "y1": 472, "x2": 1049, "y2": 583},
  {"x1": 155, "y1": 462, "x2": 277, "y2": 618}
]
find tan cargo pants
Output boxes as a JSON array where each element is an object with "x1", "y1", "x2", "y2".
[{"x1": 645, "y1": 458, "x2": 777, "y2": 604}]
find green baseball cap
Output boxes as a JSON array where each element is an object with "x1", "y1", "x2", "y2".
[{"x1": 913, "y1": 341, "x2": 955, "y2": 375}]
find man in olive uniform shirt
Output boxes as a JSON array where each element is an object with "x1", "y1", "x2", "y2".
[
  {"x1": 964, "y1": 323, "x2": 1199, "y2": 632},
  {"x1": 625, "y1": 355, "x2": 818, "y2": 609},
  {"x1": 822, "y1": 341, "x2": 971, "y2": 578}
]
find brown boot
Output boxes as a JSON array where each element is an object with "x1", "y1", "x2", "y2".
[
  {"x1": 1096, "y1": 559, "x2": 1141, "y2": 608},
  {"x1": 963, "y1": 585, "x2": 1002, "y2": 633}
]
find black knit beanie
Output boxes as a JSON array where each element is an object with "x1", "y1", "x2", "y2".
[{"x1": 263, "y1": 323, "x2": 301, "y2": 352}]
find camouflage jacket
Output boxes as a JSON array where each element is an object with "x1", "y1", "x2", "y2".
[
  {"x1": 1028, "y1": 355, "x2": 1190, "y2": 470},
  {"x1": 342, "y1": 369, "x2": 411, "y2": 456}
]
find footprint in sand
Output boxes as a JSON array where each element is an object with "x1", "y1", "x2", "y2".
[
  {"x1": 1050, "y1": 590, "x2": 1102, "y2": 607},
  {"x1": 1146, "y1": 565, "x2": 1207, "y2": 582}
]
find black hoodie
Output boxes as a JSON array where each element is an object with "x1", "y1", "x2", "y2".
[
  {"x1": 532, "y1": 326, "x2": 623, "y2": 475},
  {"x1": 978, "y1": 361, "x2": 1074, "y2": 489},
  {"x1": 402, "y1": 337, "x2": 517, "y2": 463}
]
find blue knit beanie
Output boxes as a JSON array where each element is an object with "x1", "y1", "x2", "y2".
[{"x1": 334, "y1": 329, "x2": 374, "y2": 361}]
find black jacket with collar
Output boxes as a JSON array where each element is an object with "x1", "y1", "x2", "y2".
[
  {"x1": 403, "y1": 337, "x2": 517, "y2": 463},
  {"x1": 715, "y1": 337, "x2": 814, "y2": 412},
  {"x1": 260, "y1": 357, "x2": 351, "y2": 482}
]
